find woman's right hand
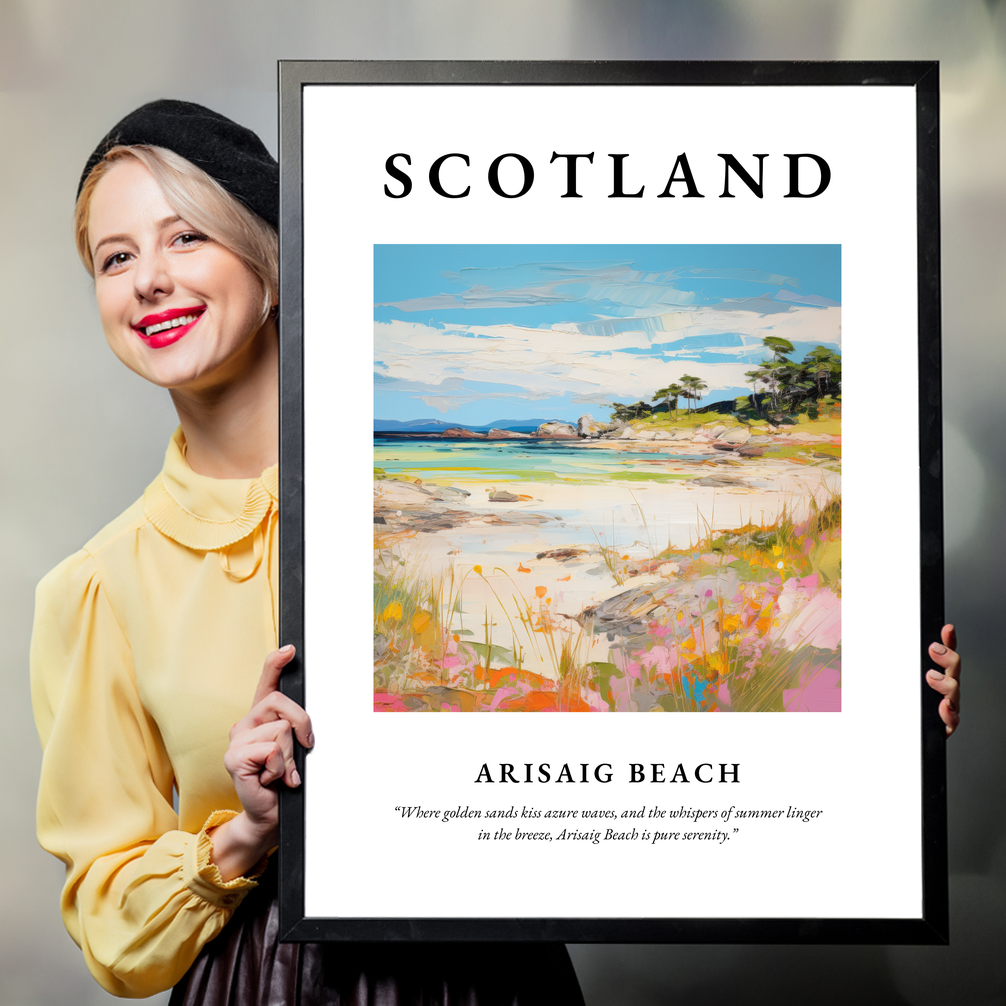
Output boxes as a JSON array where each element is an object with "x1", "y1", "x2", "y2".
[
  {"x1": 926, "y1": 624, "x2": 961, "y2": 737},
  {"x1": 209, "y1": 645, "x2": 314, "y2": 881}
]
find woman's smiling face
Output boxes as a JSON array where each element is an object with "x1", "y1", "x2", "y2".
[{"x1": 88, "y1": 158, "x2": 269, "y2": 392}]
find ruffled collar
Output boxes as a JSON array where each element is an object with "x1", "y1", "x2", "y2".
[{"x1": 143, "y1": 428, "x2": 278, "y2": 551}]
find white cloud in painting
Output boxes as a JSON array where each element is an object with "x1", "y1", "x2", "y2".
[
  {"x1": 374, "y1": 300, "x2": 841, "y2": 412},
  {"x1": 572, "y1": 303, "x2": 842, "y2": 348}
]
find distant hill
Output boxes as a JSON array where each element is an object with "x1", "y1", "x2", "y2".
[
  {"x1": 376, "y1": 404, "x2": 754, "y2": 433},
  {"x1": 646, "y1": 399, "x2": 739, "y2": 417},
  {"x1": 693, "y1": 399, "x2": 740, "y2": 416},
  {"x1": 375, "y1": 418, "x2": 564, "y2": 434}
]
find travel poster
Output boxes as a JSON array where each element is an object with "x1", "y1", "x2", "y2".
[{"x1": 290, "y1": 71, "x2": 935, "y2": 935}]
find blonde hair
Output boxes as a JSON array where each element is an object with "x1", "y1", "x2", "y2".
[{"x1": 75, "y1": 145, "x2": 278, "y2": 323}]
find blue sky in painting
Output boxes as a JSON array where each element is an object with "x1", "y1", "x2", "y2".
[{"x1": 374, "y1": 245, "x2": 841, "y2": 426}]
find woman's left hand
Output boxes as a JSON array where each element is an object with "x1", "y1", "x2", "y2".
[
  {"x1": 926, "y1": 624, "x2": 961, "y2": 737},
  {"x1": 209, "y1": 645, "x2": 313, "y2": 881}
]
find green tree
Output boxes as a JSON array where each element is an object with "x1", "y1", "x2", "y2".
[
  {"x1": 734, "y1": 395, "x2": 759, "y2": 422},
  {"x1": 745, "y1": 338, "x2": 841, "y2": 422},
  {"x1": 680, "y1": 374, "x2": 708, "y2": 412},
  {"x1": 609, "y1": 400, "x2": 652, "y2": 423},
  {"x1": 652, "y1": 382, "x2": 684, "y2": 414},
  {"x1": 762, "y1": 336, "x2": 795, "y2": 362},
  {"x1": 804, "y1": 345, "x2": 841, "y2": 398},
  {"x1": 745, "y1": 362, "x2": 775, "y2": 416}
]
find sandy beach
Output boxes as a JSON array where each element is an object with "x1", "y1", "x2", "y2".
[{"x1": 375, "y1": 430, "x2": 841, "y2": 686}]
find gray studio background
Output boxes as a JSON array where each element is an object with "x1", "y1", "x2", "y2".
[{"x1": 1, "y1": 2, "x2": 1003, "y2": 1003}]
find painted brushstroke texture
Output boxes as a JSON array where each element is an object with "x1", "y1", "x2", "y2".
[
  {"x1": 376, "y1": 311, "x2": 840, "y2": 419},
  {"x1": 373, "y1": 245, "x2": 841, "y2": 713}
]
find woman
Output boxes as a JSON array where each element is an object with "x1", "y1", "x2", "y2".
[
  {"x1": 31, "y1": 100, "x2": 586, "y2": 1003},
  {"x1": 33, "y1": 99, "x2": 963, "y2": 1003}
]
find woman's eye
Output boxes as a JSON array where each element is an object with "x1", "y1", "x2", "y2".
[
  {"x1": 173, "y1": 231, "x2": 207, "y2": 248},
  {"x1": 101, "y1": 251, "x2": 131, "y2": 273}
]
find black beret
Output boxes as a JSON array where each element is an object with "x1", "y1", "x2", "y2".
[{"x1": 77, "y1": 99, "x2": 278, "y2": 228}]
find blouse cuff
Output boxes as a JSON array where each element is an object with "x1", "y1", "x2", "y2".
[{"x1": 183, "y1": 810, "x2": 269, "y2": 909}]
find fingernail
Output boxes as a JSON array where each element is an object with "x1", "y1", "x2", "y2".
[
  {"x1": 280, "y1": 644, "x2": 295, "y2": 654},
  {"x1": 931, "y1": 643, "x2": 947, "y2": 654},
  {"x1": 307, "y1": 732, "x2": 315, "y2": 748},
  {"x1": 291, "y1": 768, "x2": 301, "y2": 787},
  {"x1": 927, "y1": 670, "x2": 944, "y2": 680}
]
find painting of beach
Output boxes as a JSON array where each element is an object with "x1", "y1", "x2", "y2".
[{"x1": 373, "y1": 245, "x2": 841, "y2": 712}]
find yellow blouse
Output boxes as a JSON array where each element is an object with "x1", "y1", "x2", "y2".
[{"x1": 31, "y1": 428, "x2": 279, "y2": 998}]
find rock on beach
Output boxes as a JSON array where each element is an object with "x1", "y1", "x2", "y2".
[
  {"x1": 374, "y1": 479, "x2": 548, "y2": 533},
  {"x1": 578, "y1": 414, "x2": 608, "y2": 438},
  {"x1": 691, "y1": 474, "x2": 748, "y2": 488},
  {"x1": 718, "y1": 427, "x2": 751, "y2": 445},
  {"x1": 616, "y1": 426, "x2": 695, "y2": 442},
  {"x1": 536, "y1": 421, "x2": 579, "y2": 439},
  {"x1": 442, "y1": 427, "x2": 487, "y2": 439},
  {"x1": 487, "y1": 428, "x2": 532, "y2": 439}
]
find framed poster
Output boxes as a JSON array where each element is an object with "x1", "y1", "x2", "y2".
[{"x1": 277, "y1": 61, "x2": 946, "y2": 943}]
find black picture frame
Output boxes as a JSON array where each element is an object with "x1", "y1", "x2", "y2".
[{"x1": 277, "y1": 60, "x2": 945, "y2": 944}]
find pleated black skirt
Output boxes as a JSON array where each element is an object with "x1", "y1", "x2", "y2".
[{"x1": 169, "y1": 869, "x2": 585, "y2": 1006}]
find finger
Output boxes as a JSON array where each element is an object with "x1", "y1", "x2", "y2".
[
  {"x1": 244, "y1": 691, "x2": 314, "y2": 749},
  {"x1": 230, "y1": 696, "x2": 313, "y2": 752},
  {"x1": 941, "y1": 623, "x2": 957, "y2": 652},
  {"x1": 926, "y1": 670, "x2": 961, "y2": 738},
  {"x1": 939, "y1": 697, "x2": 960, "y2": 737},
  {"x1": 258, "y1": 742, "x2": 287, "y2": 787},
  {"x1": 926, "y1": 669, "x2": 960, "y2": 706},
  {"x1": 233, "y1": 720, "x2": 301, "y2": 788},
  {"x1": 224, "y1": 739, "x2": 287, "y2": 786},
  {"x1": 252, "y1": 645, "x2": 296, "y2": 706},
  {"x1": 928, "y1": 641, "x2": 961, "y2": 681}
]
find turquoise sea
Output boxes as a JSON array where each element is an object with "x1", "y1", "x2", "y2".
[
  {"x1": 373, "y1": 436, "x2": 710, "y2": 484},
  {"x1": 372, "y1": 435, "x2": 803, "y2": 555}
]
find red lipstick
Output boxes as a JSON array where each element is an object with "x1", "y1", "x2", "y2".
[{"x1": 132, "y1": 306, "x2": 205, "y2": 349}]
